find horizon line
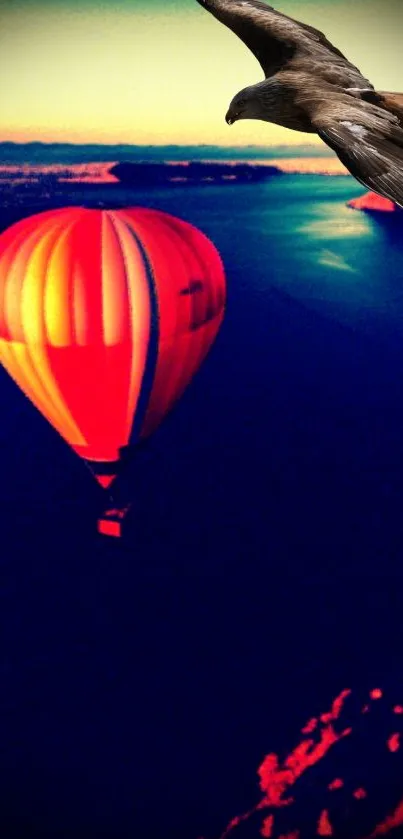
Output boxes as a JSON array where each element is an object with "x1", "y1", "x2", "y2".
[{"x1": 0, "y1": 140, "x2": 322, "y2": 149}]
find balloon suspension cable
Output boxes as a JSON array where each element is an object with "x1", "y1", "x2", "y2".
[{"x1": 82, "y1": 460, "x2": 115, "y2": 506}]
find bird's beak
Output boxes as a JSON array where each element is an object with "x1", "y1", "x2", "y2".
[{"x1": 225, "y1": 111, "x2": 234, "y2": 126}]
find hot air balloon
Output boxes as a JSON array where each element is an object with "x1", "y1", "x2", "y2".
[{"x1": 0, "y1": 206, "x2": 226, "y2": 536}]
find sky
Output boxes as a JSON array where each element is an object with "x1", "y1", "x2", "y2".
[{"x1": 0, "y1": 0, "x2": 402, "y2": 146}]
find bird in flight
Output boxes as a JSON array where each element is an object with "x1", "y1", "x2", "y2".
[{"x1": 195, "y1": 0, "x2": 403, "y2": 207}]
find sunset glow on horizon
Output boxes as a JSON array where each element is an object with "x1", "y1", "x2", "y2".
[{"x1": 0, "y1": 0, "x2": 402, "y2": 146}]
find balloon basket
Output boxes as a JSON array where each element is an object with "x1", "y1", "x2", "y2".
[{"x1": 97, "y1": 506, "x2": 130, "y2": 539}]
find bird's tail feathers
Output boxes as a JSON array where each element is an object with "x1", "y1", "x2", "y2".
[
  {"x1": 376, "y1": 90, "x2": 403, "y2": 122},
  {"x1": 377, "y1": 91, "x2": 403, "y2": 107}
]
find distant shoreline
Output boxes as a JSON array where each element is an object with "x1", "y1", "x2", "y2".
[
  {"x1": 0, "y1": 157, "x2": 349, "y2": 189},
  {"x1": 0, "y1": 141, "x2": 337, "y2": 166}
]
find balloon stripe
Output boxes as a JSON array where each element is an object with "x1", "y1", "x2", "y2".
[
  {"x1": 19, "y1": 216, "x2": 89, "y2": 443},
  {"x1": 122, "y1": 211, "x2": 193, "y2": 437},
  {"x1": 141, "y1": 314, "x2": 224, "y2": 439},
  {"x1": 0, "y1": 224, "x2": 44, "y2": 339},
  {"x1": 47, "y1": 344, "x2": 130, "y2": 459},
  {"x1": 71, "y1": 211, "x2": 104, "y2": 347},
  {"x1": 1, "y1": 214, "x2": 88, "y2": 444},
  {"x1": 158, "y1": 213, "x2": 213, "y2": 326},
  {"x1": 161, "y1": 211, "x2": 226, "y2": 327},
  {"x1": 26, "y1": 344, "x2": 88, "y2": 446},
  {"x1": 22, "y1": 218, "x2": 74, "y2": 345},
  {"x1": 152, "y1": 215, "x2": 214, "y2": 410},
  {"x1": 108, "y1": 211, "x2": 154, "y2": 446},
  {"x1": 3, "y1": 223, "x2": 54, "y2": 342},
  {"x1": 149, "y1": 220, "x2": 197, "y2": 419},
  {"x1": 121, "y1": 210, "x2": 183, "y2": 340},
  {"x1": 36, "y1": 210, "x2": 130, "y2": 457},
  {"x1": 138, "y1": 339, "x2": 178, "y2": 438},
  {"x1": 101, "y1": 213, "x2": 131, "y2": 346},
  {"x1": 73, "y1": 262, "x2": 90, "y2": 348},
  {"x1": 0, "y1": 340, "x2": 70, "y2": 440},
  {"x1": 43, "y1": 220, "x2": 78, "y2": 347},
  {"x1": 132, "y1": 211, "x2": 225, "y2": 439},
  {"x1": 22, "y1": 216, "x2": 89, "y2": 444},
  {"x1": 25, "y1": 212, "x2": 104, "y2": 447}
]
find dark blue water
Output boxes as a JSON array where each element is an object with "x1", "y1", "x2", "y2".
[{"x1": 2, "y1": 175, "x2": 403, "y2": 839}]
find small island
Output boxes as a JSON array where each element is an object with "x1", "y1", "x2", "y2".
[
  {"x1": 347, "y1": 191, "x2": 401, "y2": 214},
  {"x1": 110, "y1": 160, "x2": 283, "y2": 186}
]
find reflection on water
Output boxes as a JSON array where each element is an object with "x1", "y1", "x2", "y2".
[
  {"x1": 1, "y1": 172, "x2": 402, "y2": 342},
  {"x1": 228, "y1": 175, "x2": 403, "y2": 337},
  {"x1": 1, "y1": 171, "x2": 403, "y2": 342},
  {"x1": 297, "y1": 206, "x2": 373, "y2": 240},
  {"x1": 317, "y1": 249, "x2": 357, "y2": 273}
]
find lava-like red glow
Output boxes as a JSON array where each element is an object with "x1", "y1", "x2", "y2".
[
  {"x1": 387, "y1": 733, "x2": 400, "y2": 753},
  {"x1": 328, "y1": 779, "x2": 344, "y2": 791},
  {"x1": 370, "y1": 689, "x2": 383, "y2": 700},
  {"x1": 208, "y1": 687, "x2": 403, "y2": 839},
  {"x1": 353, "y1": 788, "x2": 367, "y2": 800},
  {"x1": 261, "y1": 816, "x2": 274, "y2": 837},
  {"x1": 320, "y1": 690, "x2": 352, "y2": 724},
  {"x1": 317, "y1": 809, "x2": 333, "y2": 835},
  {"x1": 370, "y1": 801, "x2": 403, "y2": 837},
  {"x1": 255, "y1": 690, "x2": 352, "y2": 814}
]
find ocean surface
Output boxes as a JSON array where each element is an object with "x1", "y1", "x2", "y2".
[{"x1": 1, "y1": 169, "x2": 403, "y2": 838}]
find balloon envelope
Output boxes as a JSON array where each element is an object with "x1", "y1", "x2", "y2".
[{"x1": 0, "y1": 207, "x2": 226, "y2": 486}]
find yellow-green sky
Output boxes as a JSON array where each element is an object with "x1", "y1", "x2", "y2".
[{"x1": 0, "y1": 0, "x2": 402, "y2": 145}]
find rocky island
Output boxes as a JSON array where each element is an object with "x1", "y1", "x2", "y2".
[
  {"x1": 110, "y1": 160, "x2": 283, "y2": 186},
  {"x1": 347, "y1": 191, "x2": 402, "y2": 214}
]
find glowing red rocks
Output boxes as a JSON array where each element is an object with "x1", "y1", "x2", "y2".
[
  {"x1": 301, "y1": 718, "x2": 317, "y2": 735},
  {"x1": 317, "y1": 809, "x2": 333, "y2": 835},
  {"x1": 387, "y1": 733, "x2": 400, "y2": 753},
  {"x1": 370, "y1": 689, "x2": 383, "y2": 700},
  {"x1": 328, "y1": 779, "x2": 343, "y2": 792},
  {"x1": 207, "y1": 686, "x2": 403, "y2": 839},
  {"x1": 353, "y1": 788, "x2": 367, "y2": 800}
]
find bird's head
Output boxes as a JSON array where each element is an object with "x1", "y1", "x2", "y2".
[
  {"x1": 225, "y1": 90, "x2": 250, "y2": 125},
  {"x1": 225, "y1": 81, "x2": 279, "y2": 125}
]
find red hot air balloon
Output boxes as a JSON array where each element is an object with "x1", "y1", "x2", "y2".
[{"x1": 0, "y1": 206, "x2": 226, "y2": 535}]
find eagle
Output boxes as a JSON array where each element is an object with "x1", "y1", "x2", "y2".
[{"x1": 195, "y1": 0, "x2": 403, "y2": 208}]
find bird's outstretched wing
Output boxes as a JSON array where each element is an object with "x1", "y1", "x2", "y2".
[
  {"x1": 195, "y1": 0, "x2": 358, "y2": 79},
  {"x1": 311, "y1": 99, "x2": 403, "y2": 208}
]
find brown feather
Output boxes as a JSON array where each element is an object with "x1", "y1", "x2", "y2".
[
  {"x1": 196, "y1": 0, "x2": 403, "y2": 207},
  {"x1": 309, "y1": 95, "x2": 403, "y2": 208},
  {"x1": 376, "y1": 91, "x2": 403, "y2": 123},
  {"x1": 195, "y1": 0, "x2": 372, "y2": 87}
]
